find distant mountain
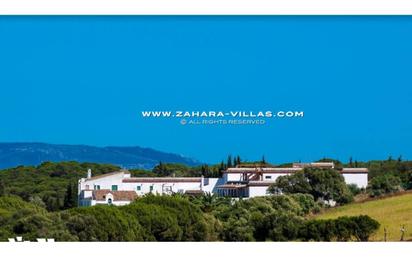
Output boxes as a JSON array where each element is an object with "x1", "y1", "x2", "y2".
[{"x1": 0, "y1": 143, "x2": 202, "y2": 170}]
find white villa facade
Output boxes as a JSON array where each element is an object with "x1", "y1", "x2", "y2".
[{"x1": 78, "y1": 162, "x2": 368, "y2": 206}]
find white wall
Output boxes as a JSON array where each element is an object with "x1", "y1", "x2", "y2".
[
  {"x1": 203, "y1": 178, "x2": 225, "y2": 194},
  {"x1": 342, "y1": 173, "x2": 368, "y2": 188},
  {"x1": 261, "y1": 173, "x2": 286, "y2": 181},
  {"x1": 79, "y1": 170, "x2": 369, "y2": 204},
  {"x1": 121, "y1": 181, "x2": 202, "y2": 195},
  {"x1": 225, "y1": 173, "x2": 243, "y2": 182},
  {"x1": 248, "y1": 186, "x2": 270, "y2": 198},
  {"x1": 79, "y1": 172, "x2": 125, "y2": 192},
  {"x1": 95, "y1": 200, "x2": 131, "y2": 206}
]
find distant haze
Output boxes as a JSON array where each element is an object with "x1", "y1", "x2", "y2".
[{"x1": 0, "y1": 142, "x2": 201, "y2": 170}]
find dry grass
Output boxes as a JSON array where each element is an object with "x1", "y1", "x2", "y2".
[{"x1": 315, "y1": 192, "x2": 412, "y2": 241}]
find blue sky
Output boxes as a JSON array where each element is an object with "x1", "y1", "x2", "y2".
[{"x1": 0, "y1": 16, "x2": 411, "y2": 164}]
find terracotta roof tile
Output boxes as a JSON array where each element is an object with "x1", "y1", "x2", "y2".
[{"x1": 93, "y1": 190, "x2": 137, "y2": 201}]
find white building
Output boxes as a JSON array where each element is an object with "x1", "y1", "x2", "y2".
[{"x1": 78, "y1": 163, "x2": 368, "y2": 206}]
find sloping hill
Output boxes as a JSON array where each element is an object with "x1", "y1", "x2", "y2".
[
  {"x1": 0, "y1": 142, "x2": 201, "y2": 170},
  {"x1": 315, "y1": 192, "x2": 412, "y2": 241}
]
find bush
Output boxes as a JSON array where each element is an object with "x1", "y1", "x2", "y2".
[
  {"x1": 367, "y1": 174, "x2": 401, "y2": 197},
  {"x1": 264, "y1": 211, "x2": 303, "y2": 241},
  {"x1": 63, "y1": 205, "x2": 144, "y2": 241},
  {"x1": 220, "y1": 216, "x2": 255, "y2": 241},
  {"x1": 0, "y1": 196, "x2": 75, "y2": 241},
  {"x1": 136, "y1": 195, "x2": 213, "y2": 241},
  {"x1": 290, "y1": 193, "x2": 321, "y2": 214},
  {"x1": 351, "y1": 215, "x2": 380, "y2": 241},
  {"x1": 347, "y1": 184, "x2": 361, "y2": 196},
  {"x1": 299, "y1": 215, "x2": 380, "y2": 241},
  {"x1": 268, "y1": 168, "x2": 353, "y2": 204},
  {"x1": 122, "y1": 202, "x2": 182, "y2": 241}
]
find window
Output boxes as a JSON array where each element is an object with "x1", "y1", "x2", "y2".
[
  {"x1": 265, "y1": 176, "x2": 272, "y2": 179},
  {"x1": 94, "y1": 185, "x2": 100, "y2": 190},
  {"x1": 111, "y1": 185, "x2": 118, "y2": 191},
  {"x1": 149, "y1": 185, "x2": 154, "y2": 192},
  {"x1": 178, "y1": 189, "x2": 184, "y2": 194},
  {"x1": 136, "y1": 185, "x2": 141, "y2": 191},
  {"x1": 85, "y1": 185, "x2": 90, "y2": 190},
  {"x1": 108, "y1": 198, "x2": 112, "y2": 205}
]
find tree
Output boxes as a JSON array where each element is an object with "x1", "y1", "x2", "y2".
[
  {"x1": 218, "y1": 161, "x2": 225, "y2": 177},
  {"x1": 201, "y1": 165, "x2": 207, "y2": 177},
  {"x1": 123, "y1": 202, "x2": 182, "y2": 241},
  {"x1": 137, "y1": 195, "x2": 210, "y2": 241},
  {"x1": 299, "y1": 215, "x2": 379, "y2": 242},
  {"x1": 304, "y1": 168, "x2": 353, "y2": 204},
  {"x1": 221, "y1": 217, "x2": 255, "y2": 241},
  {"x1": 267, "y1": 171, "x2": 311, "y2": 195},
  {"x1": 268, "y1": 168, "x2": 353, "y2": 204},
  {"x1": 233, "y1": 157, "x2": 238, "y2": 167},
  {"x1": 347, "y1": 184, "x2": 361, "y2": 196},
  {"x1": 227, "y1": 155, "x2": 233, "y2": 168},
  {"x1": 236, "y1": 156, "x2": 241, "y2": 166},
  {"x1": 367, "y1": 174, "x2": 401, "y2": 197},
  {"x1": 261, "y1": 155, "x2": 266, "y2": 164},
  {"x1": 352, "y1": 215, "x2": 380, "y2": 241},
  {"x1": 0, "y1": 161, "x2": 120, "y2": 211},
  {"x1": 64, "y1": 205, "x2": 145, "y2": 241},
  {"x1": 0, "y1": 179, "x2": 5, "y2": 197},
  {"x1": 64, "y1": 181, "x2": 77, "y2": 209}
]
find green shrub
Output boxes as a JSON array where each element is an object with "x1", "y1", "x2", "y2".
[
  {"x1": 367, "y1": 174, "x2": 401, "y2": 197},
  {"x1": 299, "y1": 215, "x2": 380, "y2": 241},
  {"x1": 268, "y1": 168, "x2": 354, "y2": 204},
  {"x1": 63, "y1": 205, "x2": 144, "y2": 241}
]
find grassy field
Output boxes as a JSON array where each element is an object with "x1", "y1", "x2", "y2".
[{"x1": 315, "y1": 192, "x2": 412, "y2": 241}]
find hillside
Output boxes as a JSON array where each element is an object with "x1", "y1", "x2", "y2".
[
  {"x1": 0, "y1": 142, "x2": 201, "y2": 169},
  {"x1": 315, "y1": 192, "x2": 412, "y2": 241}
]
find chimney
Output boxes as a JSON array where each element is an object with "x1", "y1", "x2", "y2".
[{"x1": 87, "y1": 169, "x2": 92, "y2": 179}]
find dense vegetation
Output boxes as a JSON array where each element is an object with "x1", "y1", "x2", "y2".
[
  {"x1": 1, "y1": 157, "x2": 411, "y2": 241},
  {"x1": 316, "y1": 192, "x2": 412, "y2": 241},
  {"x1": 343, "y1": 157, "x2": 412, "y2": 196},
  {"x1": 1, "y1": 156, "x2": 411, "y2": 211},
  {"x1": 0, "y1": 162, "x2": 120, "y2": 211},
  {"x1": 0, "y1": 161, "x2": 222, "y2": 211},
  {"x1": 267, "y1": 168, "x2": 353, "y2": 204},
  {"x1": 0, "y1": 194, "x2": 380, "y2": 242}
]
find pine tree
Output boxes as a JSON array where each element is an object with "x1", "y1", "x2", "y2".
[
  {"x1": 236, "y1": 156, "x2": 241, "y2": 166},
  {"x1": 204, "y1": 164, "x2": 209, "y2": 177},
  {"x1": 219, "y1": 161, "x2": 225, "y2": 171},
  {"x1": 227, "y1": 155, "x2": 233, "y2": 168},
  {"x1": 261, "y1": 155, "x2": 266, "y2": 165},
  {"x1": 64, "y1": 181, "x2": 77, "y2": 209},
  {"x1": 219, "y1": 161, "x2": 225, "y2": 177},
  {"x1": 349, "y1": 157, "x2": 353, "y2": 167},
  {"x1": 201, "y1": 165, "x2": 208, "y2": 177},
  {"x1": 0, "y1": 179, "x2": 5, "y2": 197}
]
